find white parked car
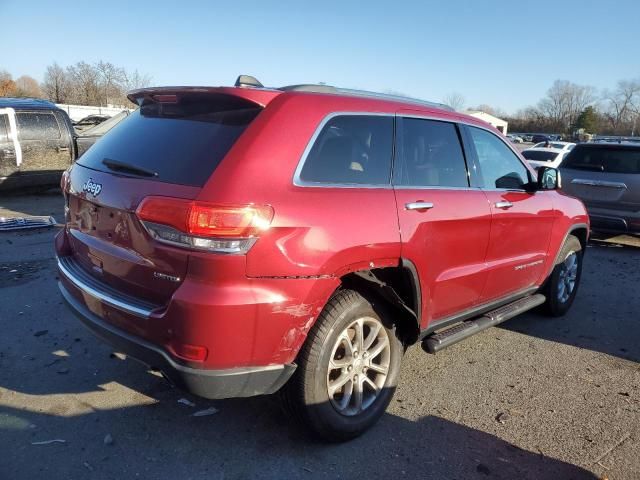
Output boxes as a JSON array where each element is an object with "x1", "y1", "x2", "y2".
[
  {"x1": 507, "y1": 134, "x2": 523, "y2": 143},
  {"x1": 532, "y1": 141, "x2": 576, "y2": 151},
  {"x1": 521, "y1": 147, "x2": 570, "y2": 170}
]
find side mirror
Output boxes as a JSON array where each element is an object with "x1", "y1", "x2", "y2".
[{"x1": 537, "y1": 166, "x2": 561, "y2": 190}]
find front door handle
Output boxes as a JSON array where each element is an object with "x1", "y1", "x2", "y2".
[
  {"x1": 405, "y1": 202, "x2": 434, "y2": 211},
  {"x1": 495, "y1": 201, "x2": 514, "y2": 209},
  {"x1": 57, "y1": 146, "x2": 70, "y2": 153}
]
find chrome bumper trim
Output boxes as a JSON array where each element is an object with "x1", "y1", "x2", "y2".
[{"x1": 57, "y1": 256, "x2": 154, "y2": 318}]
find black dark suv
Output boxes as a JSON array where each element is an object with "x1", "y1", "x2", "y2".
[{"x1": 0, "y1": 97, "x2": 76, "y2": 191}]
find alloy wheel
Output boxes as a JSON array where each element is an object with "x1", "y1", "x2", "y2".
[
  {"x1": 557, "y1": 251, "x2": 579, "y2": 303},
  {"x1": 326, "y1": 316, "x2": 391, "y2": 416}
]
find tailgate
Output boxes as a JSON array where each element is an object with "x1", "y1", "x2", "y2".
[
  {"x1": 66, "y1": 166, "x2": 200, "y2": 305},
  {"x1": 63, "y1": 89, "x2": 269, "y2": 306}
]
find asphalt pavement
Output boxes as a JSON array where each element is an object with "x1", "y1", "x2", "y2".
[{"x1": 0, "y1": 192, "x2": 638, "y2": 480}]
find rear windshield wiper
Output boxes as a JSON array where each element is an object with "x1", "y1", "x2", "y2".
[{"x1": 102, "y1": 158, "x2": 158, "y2": 178}]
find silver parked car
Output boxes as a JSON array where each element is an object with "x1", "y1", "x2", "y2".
[{"x1": 560, "y1": 143, "x2": 640, "y2": 234}]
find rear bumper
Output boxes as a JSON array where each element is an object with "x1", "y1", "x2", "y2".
[
  {"x1": 58, "y1": 280, "x2": 296, "y2": 399},
  {"x1": 586, "y1": 206, "x2": 640, "y2": 234}
]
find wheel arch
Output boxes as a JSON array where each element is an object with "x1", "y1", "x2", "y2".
[
  {"x1": 553, "y1": 223, "x2": 588, "y2": 266},
  {"x1": 336, "y1": 259, "x2": 421, "y2": 346}
]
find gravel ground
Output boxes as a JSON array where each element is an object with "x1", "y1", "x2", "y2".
[{"x1": 0, "y1": 193, "x2": 638, "y2": 480}]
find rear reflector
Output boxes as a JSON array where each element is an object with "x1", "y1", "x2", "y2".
[
  {"x1": 136, "y1": 197, "x2": 273, "y2": 254},
  {"x1": 168, "y1": 342, "x2": 208, "y2": 362}
]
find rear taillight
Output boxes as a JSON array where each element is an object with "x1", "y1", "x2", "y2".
[{"x1": 135, "y1": 196, "x2": 273, "y2": 254}]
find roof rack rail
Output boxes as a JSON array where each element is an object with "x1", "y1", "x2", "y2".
[
  {"x1": 278, "y1": 84, "x2": 453, "y2": 111},
  {"x1": 230, "y1": 75, "x2": 453, "y2": 111}
]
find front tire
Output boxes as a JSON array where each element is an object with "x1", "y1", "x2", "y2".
[
  {"x1": 282, "y1": 289, "x2": 403, "y2": 442},
  {"x1": 541, "y1": 235, "x2": 583, "y2": 316}
]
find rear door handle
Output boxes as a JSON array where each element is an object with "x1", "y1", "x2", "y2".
[
  {"x1": 405, "y1": 202, "x2": 434, "y2": 211},
  {"x1": 495, "y1": 201, "x2": 513, "y2": 209}
]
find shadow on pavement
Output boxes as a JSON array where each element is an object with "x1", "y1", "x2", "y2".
[
  {"x1": 500, "y1": 241, "x2": 640, "y2": 363},
  {"x1": 0, "y1": 382, "x2": 598, "y2": 479},
  {"x1": 0, "y1": 309, "x2": 598, "y2": 478},
  {"x1": 0, "y1": 188, "x2": 64, "y2": 220}
]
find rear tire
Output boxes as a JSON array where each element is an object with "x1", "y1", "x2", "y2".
[
  {"x1": 541, "y1": 235, "x2": 583, "y2": 317},
  {"x1": 282, "y1": 289, "x2": 403, "y2": 442}
]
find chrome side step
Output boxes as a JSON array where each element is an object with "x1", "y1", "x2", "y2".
[{"x1": 422, "y1": 294, "x2": 546, "y2": 354}]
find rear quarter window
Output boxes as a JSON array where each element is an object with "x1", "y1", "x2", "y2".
[
  {"x1": 298, "y1": 115, "x2": 393, "y2": 185},
  {"x1": 563, "y1": 146, "x2": 640, "y2": 174},
  {"x1": 76, "y1": 94, "x2": 261, "y2": 187}
]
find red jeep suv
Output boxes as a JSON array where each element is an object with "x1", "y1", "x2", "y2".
[{"x1": 56, "y1": 76, "x2": 589, "y2": 441}]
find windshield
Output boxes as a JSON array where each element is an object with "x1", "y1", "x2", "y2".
[
  {"x1": 522, "y1": 150, "x2": 559, "y2": 162},
  {"x1": 76, "y1": 94, "x2": 262, "y2": 186},
  {"x1": 563, "y1": 146, "x2": 640, "y2": 174}
]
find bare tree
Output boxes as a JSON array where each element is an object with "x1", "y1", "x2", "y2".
[
  {"x1": 96, "y1": 61, "x2": 125, "y2": 106},
  {"x1": 602, "y1": 79, "x2": 640, "y2": 133},
  {"x1": 42, "y1": 62, "x2": 69, "y2": 103},
  {"x1": 537, "y1": 80, "x2": 596, "y2": 132},
  {"x1": 14, "y1": 75, "x2": 43, "y2": 98},
  {"x1": 442, "y1": 92, "x2": 466, "y2": 112},
  {"x1": 122, "y1": 69, "x2": 152, "y2": 92},
  {"x1": 66, "y1": 61, "x2": 100, "y2": 105}
]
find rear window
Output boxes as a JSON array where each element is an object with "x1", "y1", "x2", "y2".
[
  {"x1": 299, "y1": 115, "x2": 393, "y2": 185},
  {"x1": 563, "y1": 146, "x2": 640, "y2": 174},
  {"x1": 76, "y1": 94, "x2": 261, "y2": 187},
  {"x1": 16, "y1": 112, "x2": 61, "y2": 140},
  {"x1": 522, "y1": 150, "x2": 559, "y2": 162}
]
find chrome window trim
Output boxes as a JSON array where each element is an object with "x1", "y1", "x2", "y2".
[
  {"x1": 570, "y1": 178, "x2": 628, "y2": 189},
  {"x1": 57, "y1": 256, "x2": 153, "y2": 319},
  {"x1": 292, "y1": 110, "x2": 534, "y2": 192},
  {"x1": 292, "y1": 111, "x2": 395, "y2": 189},
  {"x1": 393, "y1": 185, "x2": 481, "y2": 191}
]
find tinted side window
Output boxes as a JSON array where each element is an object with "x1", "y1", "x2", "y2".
[
  {"x1": 395, "y1": 118, "x2": 468, "y2": 187},
  {"x1": 468, "y1": 127, "x2": 529, "y2": 189},
  {"x1": 299, "y1": 115, "x2": 393, "y2": 185},
  {"x1": 16, "y1": 112, "x2": 61, "y2": 140},
  {"x1": 0, "y1": 115, "x2": 8, "y2": 143},
  {"x1": 563, "y1": 146, "x2": 640, "y2": 174}
]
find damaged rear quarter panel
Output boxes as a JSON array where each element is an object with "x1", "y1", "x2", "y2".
[{"x1": 253, "y1": 276, "x2": 340, "y2": 365}]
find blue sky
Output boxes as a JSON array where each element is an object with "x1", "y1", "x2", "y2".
[{"x1": 1, "y1": 0, "x2": 638, "y2": 113}]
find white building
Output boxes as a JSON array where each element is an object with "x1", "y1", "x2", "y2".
[
  {"x1": 466, "y1": 110, "x2": 508, "y2": 135},
  {"x1": 55, "y1": 103, "x2": 134, "y2": 122}
]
